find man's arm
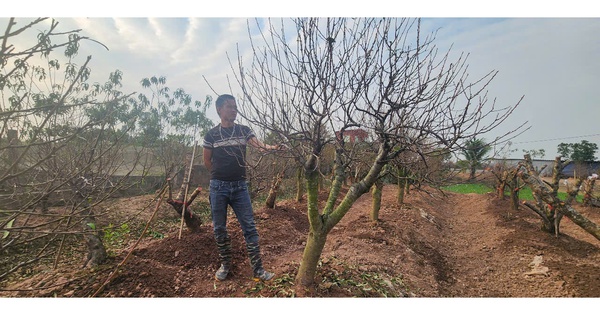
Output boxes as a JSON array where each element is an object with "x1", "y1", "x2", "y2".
[
  {"x1": 203, "y1": 147, "x2": 212, "y2": 171},
  {"x1": 248, "y1": 136, "x2": 282, "y2": 151}
]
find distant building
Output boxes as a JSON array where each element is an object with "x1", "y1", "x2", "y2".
[
  {"x1": 562, "y1": 162, "x2": 600, "y2": 178},
  {"x1": 335, "y1": 128, "x2": 369, "y2": 144}
]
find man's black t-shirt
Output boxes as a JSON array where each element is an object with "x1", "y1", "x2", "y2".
[{"x1": 203, "y1": 124, "x2": 255, "y2": 181}]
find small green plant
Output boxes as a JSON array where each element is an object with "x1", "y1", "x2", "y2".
[
  {"x1": 147, "y1": 229, "x2": 165, "y2": 239},
  {"x1": 243, "y1": 281, "x2": 265, "y2": 295},
  {"x1": 269, "y1": 273, "x2": 296, "y2": 297},
  {"x1": 242, "y1": 273, "x2": 296, "y2": 297},
  {"x1": 2, "y1": 218, "x2": 14, "y2": 239},
  {"x1": 102, "y1": 223, "x2": 130, "y2": 248}
]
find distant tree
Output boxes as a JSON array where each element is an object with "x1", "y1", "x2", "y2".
[
  {"x1": 136, "y1": 76, "x2": 213, "y2": 181},
  {"x1": 571, "y1": 141, "x2": 597, "y2": 162},
  {"x1": 134, "y1": 76, "x2": 213, "y2": 232},
  {"x1": 557, "y1": 140, "x2": 598, "y2": 178},
  {"x1": 558, "y1": 140, "x2": 598, "y2": 162},
  {"x1": 461, "y1": 138, "x2": 491, "y2": 180},
  {"x1": 523, "y1": 148, "x2": 546, "y2": 159},
  {"x1": 557, "y1": 143, "x2": 570, "y2": 158}
]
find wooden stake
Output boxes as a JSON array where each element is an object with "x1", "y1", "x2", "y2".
[{"x1": 178, "y1": 140, "x2": 198, "y2": 240}]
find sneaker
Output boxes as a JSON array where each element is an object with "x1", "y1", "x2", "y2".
[
  {"x1": 253, "y1": 268, "x2": 275, "y2": 282},
  {"x1": 215, "y1": 264, "x2": 230, "y2": 281}
]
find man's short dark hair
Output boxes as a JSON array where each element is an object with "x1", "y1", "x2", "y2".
[{"x1": 215, "y1": 94, "x2": 235, "y2": 109}]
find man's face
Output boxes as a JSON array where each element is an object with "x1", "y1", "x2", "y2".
[{"x1": 218, "y1": 99, "x2": 237, "y2": 122}]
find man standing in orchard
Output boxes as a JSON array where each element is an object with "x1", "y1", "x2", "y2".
[{"x1": 203, "y1": 94, "x2": 282, "y2": 282}]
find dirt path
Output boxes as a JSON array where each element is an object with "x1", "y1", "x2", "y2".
[{"x1": 437, "y1": 191, "x2": 600, "y2": 297}]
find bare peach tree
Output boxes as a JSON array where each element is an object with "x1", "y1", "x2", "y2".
[
  {"x1": 581, "y1": 175, "x2": 600, "y2": 207},
  {"x1": 490, "y1": 161, "x2": 525, "y2": 211},
  {"x1": 230, "y1": 18, "x2": 525, "y2": 287},
  {"x1": 519, "y1": 154, "x2": 600, "y2": 240},
  {"x1": 0, "y1": 18, "x2": 149, "y2": 281}
]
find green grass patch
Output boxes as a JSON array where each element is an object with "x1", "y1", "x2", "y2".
[
  {"x1": 441, "y1": 183, "x2": 493, "y2": 194},
  {"x1": 511, "y1": 187, "x2": 582, "y2": 202},
  {"x1": 515, "y1": 187, "x2": 534, "y2": 200},
  {"x1": 443, "y1": 183, "x2": 583, "y2": 203}
]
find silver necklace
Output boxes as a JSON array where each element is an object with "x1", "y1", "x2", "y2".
[{"x1": 219, "y1": 123, "x2": 235, "y2": 139}]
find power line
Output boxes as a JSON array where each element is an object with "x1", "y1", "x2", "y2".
[{"x1": 512, "y1": 133, "x2": 600, "y2": 145}]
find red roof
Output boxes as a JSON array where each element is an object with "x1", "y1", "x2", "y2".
[{"x1": 336, "y1": 129, "x2": 368, "y2": 143}]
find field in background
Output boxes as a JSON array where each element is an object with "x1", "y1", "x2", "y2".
[{"x1": 441, "y1": 179, "x2": 588, "y2": 203}]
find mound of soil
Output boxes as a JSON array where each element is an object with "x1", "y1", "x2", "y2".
[{"x1": 2, "y1": 184, "x2": 600, "y2": 298}]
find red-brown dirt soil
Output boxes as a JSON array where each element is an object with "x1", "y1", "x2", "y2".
[{"x1": 2, "y1": 184, "x2": 600, "y2": 299}]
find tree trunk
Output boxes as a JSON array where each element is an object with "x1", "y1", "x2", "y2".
[
  {"x1": 296, "y1": 165, "x2": 327, "y2": 287},
  {"x1": 166, "y1": 187, "x2": 202, "y2": 233},
  {"x1": 296, "y1": 230, "x2": 328, "y2": 288},
  {"x1": 495, "y1": 169, "x2": 508, "y2": 199},
  {"x1": 295, "y1": 146, "x2": 388, "y2": 288},
  {"x1": 396, "y1": 167, "x2": 407, "y2": 205},
  {"x1": 79, "y1": 198, "x2": 107, "y2": 268},
  {"x1": 397, "y1": 177, "x2": 405, "y2": 205},
  {"x1": 509, "y1": 177, "x2": 519, "y2": 211},
  {"x1": 522, "y1": 201, "x2": 555, "y2": 233},
  {"x1": 519, "y1": 156, "x2": 565, "y2": 234},
  {"x1": 510, "y1": 188, "x2": 520, "y2": 211},
  {"x1": 582, "y1": 178, "x2": 596, "y2": 207},
  {"x1": 497, "y1": 182, "x2": 506, "y2": 199},
  {"x1": 265, "y1": 171, "x2": 283, "y2": 208},
  {"x1": 72, "y1": 175, "x2": 107, "y2": 268},
  {"x1": 370, "y1": 180, "x2": 383, "y2": 222},
  {"x1": 560, "y1": 204, "x2": 600, "y2": 240},
  {"x1": 318, "y1": 171, "x2": 324, "y2": 191},
  {"x1": 295, "y1": 167, "x2": 304, "y2": 202},
  {"x1": 40, "y1": 193, "x2": 49, "y2": 214}
]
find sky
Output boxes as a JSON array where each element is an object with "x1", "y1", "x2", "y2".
[{"x1": 3, "y1": 1, "x2": 600, "y2": 161}]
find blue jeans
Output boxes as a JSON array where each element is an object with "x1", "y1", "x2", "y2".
[{"x1": 209, "y1": 179, "x2": 259, "y2": 245}]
